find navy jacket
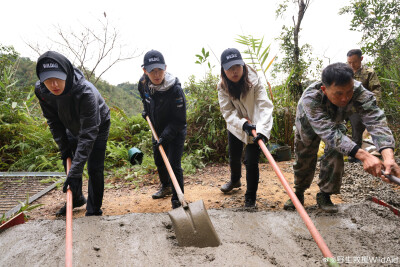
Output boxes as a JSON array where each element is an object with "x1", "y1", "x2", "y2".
[
  {"x1": 35, "y1": 51, "x2": 110, "y2": 179},
  {"x1": 138, "y1": 74, "x2": 186, "y2": 142}
]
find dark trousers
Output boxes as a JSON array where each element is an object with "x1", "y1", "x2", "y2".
[
  {"x1": 228, "y1": 131, "x2": 261, "y2": 200},
  {"x1": 348, "y1": 113, "x2": 365, "y2": 147},
  {"x1": 152, "y1": 129, "x2": 186, "y2": 202},
  {"x1": 64, "y1": 120, "x2": 110, "y2": 213}
]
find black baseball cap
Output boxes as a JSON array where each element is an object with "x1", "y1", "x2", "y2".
[
  {"x1": 37, "y1": 58, "x2": 67, "y2": 82},
  {"x1": 142, "y1": 50, "x2": 166, "y2": 73},
  {"x1": 221, "y1": 48, "x2": 245, "y2": 70}
]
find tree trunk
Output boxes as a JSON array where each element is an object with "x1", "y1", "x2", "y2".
[{"x1": 292, "y1": 0, "x2": 307, "y2": 99}]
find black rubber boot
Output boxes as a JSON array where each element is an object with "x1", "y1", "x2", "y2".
[
  {"x1": 56, "y1": 195, "x2": 87, "y2": 217},
  {"x1": 244, "y1": 198, "x2": 256, "y2": 208},
  {"x1": 316, "y1": 192, "x2": 338, "y2": 213},
  {"x1": 85, "y1": 209, "x2": 103, "y2": 216},
  {"x1": 283, "y1": 191, "x2": 304, "y2": 211},
  {"x1": 171, "y1": 200, "x2": 181, "y2": 209},
  {"x1": 220, "y1": 180, "x2": 241, "y2": 193},
  {"x1": 152, "y1": 186, "x2": 172, "y2": 199}
]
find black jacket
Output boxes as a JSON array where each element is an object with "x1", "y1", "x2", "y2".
[
  {"x1": 138, "y1": 74, "x2": 186, "y2": 142},
  {"x1": 35, "y1": 51, "x2": 110, "y2": 179}
]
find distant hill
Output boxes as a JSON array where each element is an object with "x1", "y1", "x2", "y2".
[
  {"x1": 93, "y1": 79, "x2": 142, "y2": 116},
  {"x1": 15, "y1": 57, "x2": 142, "y2": 117}
]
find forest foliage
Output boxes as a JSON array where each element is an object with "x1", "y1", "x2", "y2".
[{"x1": 1, "y1": 0, "x2": 400, "y2": 180}]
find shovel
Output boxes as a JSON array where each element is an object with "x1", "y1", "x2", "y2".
[{"x1": 145, "y1": 116, "x2": 221, "y2": 248}]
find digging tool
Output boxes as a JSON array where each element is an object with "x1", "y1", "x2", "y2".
[
  {"x1": 249, "y1": 125, "x2": 339, "y2": 267},
  {"x1": 145, "y1": 116, "x2": 220, "y2": 248},
  {"x1": 381, "y1": 170, "x2": 400, "y2": 185},
  {"x1": 370, "y1": 196, "x2": 400, "y2": 217},
  {"x1": 65, "y1": 157, "x2": 72, "y2": 267}
]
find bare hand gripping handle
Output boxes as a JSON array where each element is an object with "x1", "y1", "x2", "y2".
[{"x1": 381, "y1": 170, "x2": 400, "y2": 185}]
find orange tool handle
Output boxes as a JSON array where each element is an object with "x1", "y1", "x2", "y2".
[
  {"x1": 251, "y1": 128, "x2": 338, "y2": 266},
  {"x1": 65, "y1": 158, "x2": 73, "y2": 267},
  {"x1": 146, "y1": 116, "x2": 187, "y2": 207}
]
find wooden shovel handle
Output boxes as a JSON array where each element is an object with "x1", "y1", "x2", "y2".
[
  {"x1": 146, "y1": 116, "x2": 186, "y2": 206},
  {"x1": 65, "y1": 157, "x2": 73, "y2": 267}
]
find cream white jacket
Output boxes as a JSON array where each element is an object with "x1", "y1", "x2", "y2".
[{"x1": 218, "y1": 66, "x2": 274, "y2": 144}]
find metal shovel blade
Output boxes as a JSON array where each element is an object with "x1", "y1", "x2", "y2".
[{"x1": 168, "y1": 200, "x2": 221, "y2": 248}]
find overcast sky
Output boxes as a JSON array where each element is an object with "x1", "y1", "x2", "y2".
[{"x1": 1, "y1": 0, "x2": 362, "y2": 86}]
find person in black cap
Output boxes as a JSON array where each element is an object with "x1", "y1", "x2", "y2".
[
  {"x1": 138, "y1": 50, "x2": 187, "y2": 209},
  {"x1": 218, "y1": 48, "x2": 274, "y2": 208},
  {"x1": 35, "y1": 51, "x2": 111, "y2": 216}
]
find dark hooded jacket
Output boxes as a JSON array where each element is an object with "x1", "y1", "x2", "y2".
[
  {"x1": 138, "y1": 73, "x2": 186, "y2": 142},
  {"x1": 35, "y1": 51, "x2": 110, "y2": 179}
]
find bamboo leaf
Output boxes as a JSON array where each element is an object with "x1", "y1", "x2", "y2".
[
  {"x1": 264, "y1": 55, "x2": 276, "y2": 73},
  {"x1": 257, "y1": 36, "x2": 264, "y2": 56},
  {"x1": 260, "y1": 44, "x2": 271, "y2": 59}
]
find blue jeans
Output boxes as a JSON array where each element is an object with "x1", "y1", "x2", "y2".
[{"x1": 228, "y1": 131, "x2": 261, "y2": 200}]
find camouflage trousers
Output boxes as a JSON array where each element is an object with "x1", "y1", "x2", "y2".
[{"x1": 293, "y1": 130, "x2": 344, "y2": 194}]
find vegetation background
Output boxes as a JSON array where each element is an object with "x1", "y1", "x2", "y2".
[{"x1": 1, "y1": 0, "x2": 399, "y2": 187}]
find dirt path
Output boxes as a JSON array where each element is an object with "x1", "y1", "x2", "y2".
[{"x1": 26, "y1": 161, "x2": 342, "y2": 219}]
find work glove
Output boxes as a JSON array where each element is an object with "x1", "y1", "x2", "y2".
[
  {"x1": 141, "y1": 110, "x2": 148, "y2": 120},
  {"x1": 153, "y1": 137, "x2": 165, "y2": 150},
  {"x1": 242, "y1": 122, "x2": 256, "y2": 136},
  {"x1": 61, "y1": 149, "x2": 73, "y2": 161},
  {"x1": 253, "y1": 133, "x2": 267, "y2": 144},
  {"x1": 63, "y1": 176, "x2": 81, "y2": 196}
]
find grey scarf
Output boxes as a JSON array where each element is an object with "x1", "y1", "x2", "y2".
[{"x1": 148, "y1": 72, "x2": 176, "y2": 94}]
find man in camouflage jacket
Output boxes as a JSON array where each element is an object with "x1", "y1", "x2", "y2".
[
  {"x1": 284, "y1": 63, "x2": 399, "y2": 213},
  {"x1": 347, "y1": 49, "x2": 382, "y2": 160}
]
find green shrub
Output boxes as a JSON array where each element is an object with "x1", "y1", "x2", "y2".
[
  {"x1": 380, "y1": 65, "x2": 400, "y2": 154},
  {"x1": 184, "y1": 72, "x2": 228, "y2": 162}
]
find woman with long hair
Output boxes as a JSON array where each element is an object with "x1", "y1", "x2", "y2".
[{"x1": 218, "y1": 48, "x2": 274, "y2": 208}]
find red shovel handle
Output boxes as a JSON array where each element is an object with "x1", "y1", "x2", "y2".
[
  {"x1": 249, "y1": 126, "x2": 338, "y2": 265},
  {"x1": 65, "y1": 158, "x2": 73, "y2": 267}
]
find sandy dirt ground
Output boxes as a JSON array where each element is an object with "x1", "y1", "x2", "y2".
[
  {"x1": 1, "y1": 161, "x2": 399, "y2": 266},
  {"x1": 24, "y1": 161, "x2": 343, "y2": 219}
]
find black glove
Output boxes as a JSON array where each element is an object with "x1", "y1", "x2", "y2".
[
  {"x1": 153, "y1": 137, "x2": 164, "y2": 150},
  {"x1": 242, "y1": 122, "x2": 256, "y2": 136},
  {"x1": 141, "y1": 110, "x2": 148, "y2": 120},
  {"x1": 61, "y1": 149, "x2": 73, "y2": 161},
  {"x1": 63, "y1": 176, "x2": 81, "y2": 195},
  {"x1": 253, "y1": 133, "x2": 267, "y2": 144}
]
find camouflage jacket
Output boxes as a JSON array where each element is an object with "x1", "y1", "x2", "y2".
[
  {"x1": 295, "y1": 81, "x2": 394, "y2": 156},
  {"x1": 354, "y1": 66, "x2": 381, "y2": 103}
]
